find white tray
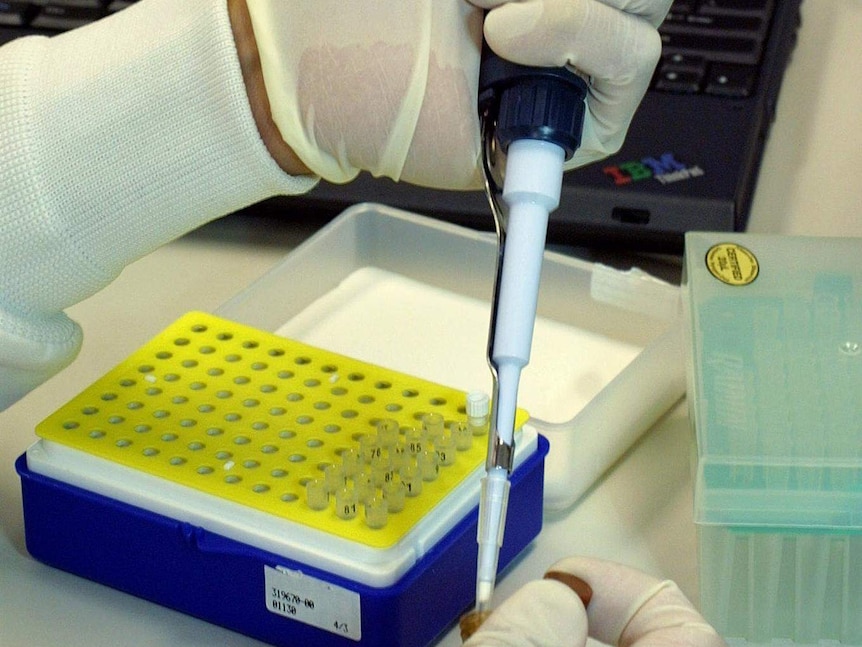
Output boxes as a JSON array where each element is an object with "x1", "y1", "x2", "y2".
[{"x1": 216, "y1": 203, "x2": 685, "y2": 510}]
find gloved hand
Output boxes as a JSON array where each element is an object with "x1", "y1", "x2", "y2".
[
  {"x1": 244, "y1": 0, "x2": 669, "y2": 189},
  {"x1": 463, "y1": 557, "x2": 727, "y2": 647},
  {"x1": 470, "y1": 0, "x2": 671, "y2": 172}
]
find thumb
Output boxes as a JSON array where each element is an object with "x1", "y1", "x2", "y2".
[
  {"x1": 463, "y1": 579, "x2": 589, "y2": 647},
  {"x1": 547, "y1": 557, "x2": 726, "y2": 647}
]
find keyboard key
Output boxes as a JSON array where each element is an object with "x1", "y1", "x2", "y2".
[
  {"x1": 705, "y1": 63, "x2": 757, "y2": 97},
  {"x1": 30, "y1": 0, "x2": 107, "y2": 7},
  {"x1": 665, "y1": 13, "x2": 764, "y2": 36},
  {"x1": 653, "y1": 53, "x2": 707, "y2": 93},
  {"x1": 660, "y1": 31, "x2": 763, "y2": 65},
  {"x1": 668, "y1": 0, "x2": 696, "y2": 12},
  {"x1": 663, "y1": 53, "x2": 708, "y2": 70},
  {"x1": 698, "y1": 0, "x2": 771, "y2": 15},
  {"x1": 31, "y1": 4, "x2": 105, "y2": 30},
  {"x1": 655, "y1": 68, "x2": 704, "y2": 94},
  {"x1": 0, "y1": 2, "x2": 35, "y2": 26}
]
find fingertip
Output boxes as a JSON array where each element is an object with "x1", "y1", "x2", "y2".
[
  {"x1": 464, "y1": 580, "x2": 589, "y2": 646},
  {"x1": 543, "y1": 570, "x2": 593, "y2": 609}
]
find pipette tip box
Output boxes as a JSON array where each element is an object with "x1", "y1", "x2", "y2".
[
  {"x1": 17, "y1": 310, "x2": 547, "y2": 647},
  {"x1": 684, "y1": 233, "x2": 862, "y2": 646}
]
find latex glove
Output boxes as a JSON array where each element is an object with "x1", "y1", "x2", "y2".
[
  {"x1": 245, "y1": 0, "x2": 668, "y2": 189},
  {"x1": 469, "y1": 0, "x2": 671, "y2": 171},
  {"x1": 464, "y1": 557, "x2": 727, "y2": 647},
  {"x1": 245, "y1": 1, "x2": 484, "y2": 190}
]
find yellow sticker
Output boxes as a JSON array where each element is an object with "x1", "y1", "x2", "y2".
[{"x1": 705, "y1": 243, "x2": 759, "y2": 286}]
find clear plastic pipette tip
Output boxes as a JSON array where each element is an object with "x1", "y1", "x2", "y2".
[{"x1": 475, "y1": 468, "x2": 510, "y2": 612}]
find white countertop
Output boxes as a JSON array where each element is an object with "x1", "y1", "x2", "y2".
[{"x1": 2, "y1": 2, "x2": 861, "y2": 645}]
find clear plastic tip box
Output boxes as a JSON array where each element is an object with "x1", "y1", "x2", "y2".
[{"x1": 683, "y1": 233, "x2": 862, "y2": 646}]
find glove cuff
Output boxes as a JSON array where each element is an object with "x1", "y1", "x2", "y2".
[{"x1": 0, "y1": 0, "x2": 316, "y2": 317}]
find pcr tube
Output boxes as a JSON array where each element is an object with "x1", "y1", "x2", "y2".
[
  {"x1": 324, "y1": 463, "x2": 346, "y2": 493},
  {"x1": 418, "y1": 448, "x2": 440, "y2": 482},
  {"x1": 354, "y1": 467, "x2": 376, "y2": 504},
  {"x1": 364, "y1": 495, "x2": 388, "y2": 529},
  {"x1": 359, "y1": 433, "x2": 381, "y2": 464},
  {"x1": 451, "y1": 420, "x2": 473, "y2": 451},
  {"x1": 306, "y1": 478, "x2": 329, "y2": 510},
  {"x1": 400, "y1": 462, "x2": 423, "y2": 497},
  {"x1": 435, "y1": 432, "x2": 457, "y2": 466},
  {"x1": 467, "y1": 391, "x2": 490, "y2": 436},
  {"x1": 335, "y1": 486, "x2": 359, "y2": 520},
  {"x1": 376, "y1": 418, "x2": 400, "y2": 448},
  {"x1": 405, "y1": 426, "x2": 424, "y2": 456},
  {"x1": 422, "y1": 412, "x2": 446, "y2": 441},
  {"x1": 382, "y1": 479, "x2": 406, "y2": 513},
  {"x1": 371, "y1": 453, "x2": 393, "y2": 487},
  {"x1": 389, "y1": 441, "x2": 407, "y2": 469},
  {"x1": 341, "y1": 447, "x2": 361, "y2": 477}
]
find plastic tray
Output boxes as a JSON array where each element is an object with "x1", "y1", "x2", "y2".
[{"x1": 216, "y1": 203, "x2": 684, "y2": 510}]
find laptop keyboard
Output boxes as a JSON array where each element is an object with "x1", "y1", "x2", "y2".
[
  {"x1": 0, "y1": 1, "x2": 135, "y2": 31},
  {"x1": 654, "y1": 0, "x2": 776, "y2": 97}
]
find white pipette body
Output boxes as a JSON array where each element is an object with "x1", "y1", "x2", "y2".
[{"x1": 475, "y1": 138, "x2": 565, "y2": 612}]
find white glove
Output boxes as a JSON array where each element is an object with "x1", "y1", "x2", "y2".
[
  {"x1": 463, "y1": 557, "x2": 727, "y2": 647},
  {"x1": 245, "y1": 0, "x2": 484, "y2": 190},
  {"x1": 472, "y1": 0, "x2": 672, "y2": 171},
  {"x1": 245, "y1": 0, "x2": 669, "y2": 189}
]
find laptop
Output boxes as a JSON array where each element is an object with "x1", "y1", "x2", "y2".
[
  {"x1": 1, "y1": 0, "x2": 803, "y2": 253},
  {"x1": 286, "y1": 0, "x2": 804, "y2": 253}
]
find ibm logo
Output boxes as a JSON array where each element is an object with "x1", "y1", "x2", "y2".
[{"x1": 603, "y1": 153, "x2": 703, "y2": 186}]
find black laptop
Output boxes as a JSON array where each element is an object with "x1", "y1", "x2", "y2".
[
  {"x1": 289, "y1": 0, "x2": 804, "y2": 253},
  {"x1": 1, "y1": 0, "x2": 803, "y2": 253}
]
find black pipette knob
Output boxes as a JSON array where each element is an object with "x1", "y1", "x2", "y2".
[{"x1": 478, "y1": 46, "x2": 589, "y2": 161}]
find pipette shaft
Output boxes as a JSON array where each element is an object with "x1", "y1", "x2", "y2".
[
  {"x1": 475, "y1": 45, "x2": 588, "y2": 614},
  {"x1": 475, "y1": 139, "x2": 565, "y2": 613}
]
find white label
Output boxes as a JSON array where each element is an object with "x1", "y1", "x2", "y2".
[{"x1": 264, "y1": 565, "x2": 362, "y2": 641}]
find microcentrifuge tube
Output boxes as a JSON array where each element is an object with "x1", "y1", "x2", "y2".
[
  {"x1": 399, "y1": 463, "x2": 423, "y2": 497},
  {"x1": 422, "y1": 412, "x2": 445, "y2": 442},
  {"x1": 382, "y1": 479, "x2": 406, "y2": 513},
  {"x1": 405, "y1": 426, "x2": 424, "y2": 456},
  {"x1": 324, "y1": 463, "x2": 346, "y2": 493},
  {"x1": 354, "y1": 468, "x2": 376, "y2": 504},
  {"x1": 359, "y1": 433, "x2": 381, "y2": 464},
  {"x1": 306, "y1": 478, "x2": 329, "y2": 511},
  {"x1": 364, "y1": 495, "x2": 388, "y2": 529},
  {"x1": 371, "y1": 453, "x2": 394, "y2": 487},
  {"x1": 376, "y1": 418, "x2": 400, "y2": 448},
  {"x1": 451, "y1": 420, "x2": 473, "y2": 451},
  {"x1": 335, "y1": 486, "x2": 359, "y2": 520},
  {"x1": 341, "y1": 447, "x2": 361, "y2": 477},
  {"x1": 434, "y1": 432, "x2": 457, "y2": 467},
  {"x1": 466, "y1": 391, "x2": 490, "y2": 436},
  {"x1": 389, "y1": 441, "x2": 407, "y2": 469},
  {"x1": 418, "y1": 448, "x2": 440, "y2": 482}
]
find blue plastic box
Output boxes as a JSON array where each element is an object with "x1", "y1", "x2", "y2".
[{"x1": 17, "y1": 435, "x2": 547, "y2": 647}]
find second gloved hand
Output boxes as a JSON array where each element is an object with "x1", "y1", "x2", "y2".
[{"x1": 464, "y1": 557, "x2": 727, "y2": 647}]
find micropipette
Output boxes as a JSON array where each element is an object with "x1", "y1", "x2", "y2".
[{"x1": 474, "y1": 46, "x2": 588, "y2": 614}]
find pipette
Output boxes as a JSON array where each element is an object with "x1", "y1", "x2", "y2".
[{"x1": 474, "y1": 47, "x2": 588, "y2": 614}]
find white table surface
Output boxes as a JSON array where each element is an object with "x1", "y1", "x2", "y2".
[{"x1": 2, "y1": 2, "x2": 861, "y2": 645}]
